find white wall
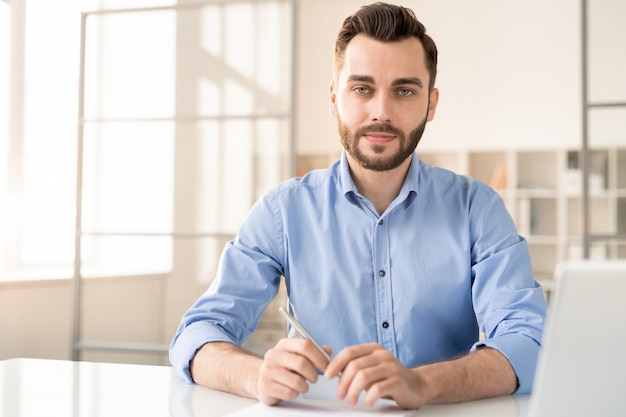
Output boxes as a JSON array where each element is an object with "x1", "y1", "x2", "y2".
[{"x1": 296, "y1": 0, "x2": 582, "y2": 155}]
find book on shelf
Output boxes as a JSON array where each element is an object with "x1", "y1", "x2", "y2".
[{"x1": 489, "y1": 164, "x2": 507, "y2": 190}]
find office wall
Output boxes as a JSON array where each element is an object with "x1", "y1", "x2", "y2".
[
  {"x1": 0, "y1": 280, "x2": 71, "y2": 360},
  {"x1": 0, "y1": 276, "x2": 161, "y2": 363},
  {"x1": 296, "y1": 0, "x2": 581, "y2": 157},
  {"x1": 0, "y1": 0, "x2": 612, "y2": 363}
]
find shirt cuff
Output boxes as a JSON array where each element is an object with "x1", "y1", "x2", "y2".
[
  {"x1": 169, "y1": 321, "x2": 235, "y2": 384},
  {"x1": 471, "y1": 333, "x2": 541, "y2": 394}
]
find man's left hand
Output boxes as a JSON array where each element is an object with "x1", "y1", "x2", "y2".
[{"x1": 324, "y1": 342, "x2": 430, "y2": 409}]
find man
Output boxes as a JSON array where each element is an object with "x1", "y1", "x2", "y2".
[{"x1": 170, "y1": 2, "x2": 547, "y2": 410}]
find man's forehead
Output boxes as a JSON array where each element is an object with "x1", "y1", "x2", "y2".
[{"x1": 338, "y1": 34, "x2": 428, "y2": 84}]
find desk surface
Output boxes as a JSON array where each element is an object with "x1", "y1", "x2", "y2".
[{"x1": 0, "y1": 358, "x2": 530, "y2": 417}]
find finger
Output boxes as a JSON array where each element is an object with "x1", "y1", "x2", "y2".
[
  {"x1": 273, "y1": 367, "x2": 312, "y2": 394},
  {"x1": 337, "y1": 347, "x2": 399, "y2": 405},
  {"x1": 270, "y1": 346, "x2": 321, "y2": 383},
  {"x1": 363, "y1": 380, "x2": 387, "y2": 407},
  {"x1": 342, "y1": 360, "x2": 388, "y2": 405},
  {"x1": 272, "y1": 339, "x2": 327, "y2": 380},
  {"x1": 303, "y1": 342, "x2": 332, "y2": 374},
  {"x1": 325, "y1": 343, "x2": 378, "y2": 379},
  {"x1": 257, "y1": 368, "x2": 309, "y2": 404},
  {"x1": 363, "y1": 373, "x2": 414, "y2": 408},
  {"x1": 258, "y1": 348, "x2": 318, "y2": 404},
  {"x1": 323, "y1": 345, "x2": 333, "y2": 358}
]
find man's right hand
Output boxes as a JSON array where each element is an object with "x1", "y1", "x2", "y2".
[{"x1": 256, "y1": 338, "x2": 332, "y2": 405}]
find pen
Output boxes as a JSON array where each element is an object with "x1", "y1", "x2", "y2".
[{"x1": 278, "y1": 307, "x2": 332, "y2": 362}]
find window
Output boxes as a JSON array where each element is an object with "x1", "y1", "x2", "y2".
[
  {"x1": 1, "y1": 0, "x2": 99, "y2": 280},
  {"x1": 1, "y1": 0, "x2": 294, "y2": 281}
]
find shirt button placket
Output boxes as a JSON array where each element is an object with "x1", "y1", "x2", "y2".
[
  {"x1": 378, "y1": 271, "x2": 390, "y2": 329},
  {"x1": 373, "y1": 215, "x2": 396, "y2": 355}
]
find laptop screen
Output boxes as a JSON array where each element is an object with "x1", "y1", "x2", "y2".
[{"x1": 528, "y1": 260, "x2": 626, "y2": 417}]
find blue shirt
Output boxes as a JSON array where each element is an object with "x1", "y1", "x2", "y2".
[{"x1": 169, "y1": 151, "x2": 547, "y2": 394}]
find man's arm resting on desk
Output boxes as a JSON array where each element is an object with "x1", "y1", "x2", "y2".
[
  {"x1": 415, "y1": 346, "x2": 518, "y2": 403},
  {"x1": 191, "y1": 342, "x2": 262, "y2": 399},
  {"x1": 190, "y1": 339, "x2": 331, "y2": 405},
  {"x1": 325, "y1": 344, "x2": 517, "y2": 409}
]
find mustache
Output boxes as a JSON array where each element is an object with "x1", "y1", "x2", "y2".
[{"x1": 355, "y1": 123, "x2": 404, "y2": 138}]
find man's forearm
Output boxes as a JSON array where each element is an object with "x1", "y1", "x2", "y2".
[
  {"x1": 415, "y1": 347, "x2": 518, "y2": 404},
  {"x1": 190, "y1": 341, "x2": 263, "y2": 399}
]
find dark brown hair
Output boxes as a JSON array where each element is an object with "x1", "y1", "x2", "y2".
[{"x1": 334, "y1": 2, "x2": 438, "y2": 90}]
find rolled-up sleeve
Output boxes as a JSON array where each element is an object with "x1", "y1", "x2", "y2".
[
  {"x1": 169, "y1": 195, "x2": 284, "y2": 383},
  {"x1": 469, "y1": 190, "x2": 547, "y2": 394}
]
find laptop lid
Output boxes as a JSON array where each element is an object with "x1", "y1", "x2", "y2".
[{"x1": 528, "y1": 260, "x2": 626, "y2": 417}]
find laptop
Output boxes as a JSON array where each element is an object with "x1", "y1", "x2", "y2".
[{"x1": 527, "y1": 260, "x2": 626, "y2": 417}]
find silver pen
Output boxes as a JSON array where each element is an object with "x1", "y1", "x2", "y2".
[{"x1": 279, "y1": 307, "x2": 332, "y2": 362}]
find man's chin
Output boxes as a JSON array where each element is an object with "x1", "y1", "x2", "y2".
[{"x1": 357, "y1": 155, "x2": 407, "y2": 172}]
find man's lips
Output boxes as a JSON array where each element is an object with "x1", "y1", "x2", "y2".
[{"x1": 362, "y1": 133, "x2": 396, "y2": 144}]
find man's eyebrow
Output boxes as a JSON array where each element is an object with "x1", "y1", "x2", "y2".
[
  {"x1": 346, "y1": 75, "x2": 424, "y2": 89},
  {"x1": 392, "y1": 77, "x2": 424, "y2": 88},
  {"x1": 347, "y1": 74, "x2": 375, "y2": 84}
]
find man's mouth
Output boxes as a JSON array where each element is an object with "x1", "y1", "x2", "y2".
[{"x1": 362, "y1": 133, "x2": 396, "y2": 144}]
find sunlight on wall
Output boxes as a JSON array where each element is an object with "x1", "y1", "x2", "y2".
[
  {"x1": 78, "y1": 1, "x2": 292, "y2": 279},
  {"x1": 81, "y1": 9, "x2": 176, "y2": 276},
  {"x1": 0, "y1": 0, "x2": 99, "y2": 279},
  {"x1": 0, "y1": 0, "x2": 293, "y2": 281}
]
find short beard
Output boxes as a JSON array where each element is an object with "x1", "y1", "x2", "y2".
[{"x1": 337, "y1": 116, "x2": 428, "y2": 172}]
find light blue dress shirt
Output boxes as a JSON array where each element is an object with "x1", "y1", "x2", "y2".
[{"x1": 170, "y1": 151, "x2": 547, "y2": 394}]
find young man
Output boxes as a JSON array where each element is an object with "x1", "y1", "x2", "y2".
[{"x1": 170, "y1": 2, "x2": 547, "y2": 410}]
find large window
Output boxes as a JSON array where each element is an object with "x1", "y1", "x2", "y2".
[
  {"x1": 0, "y1": 0, "x2": 98, "y2": 280},
  {"x1": 0, "y1": 0, "x2": 295, "y2": 281}
]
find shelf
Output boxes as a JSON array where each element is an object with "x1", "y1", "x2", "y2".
[
  {"x1": 517, "y1": 152, "x2": 558, "y2": 190},
  {"x1": 618, "y1": 150, "x2": 626, "y2": 189},
  {"x1": 619, "y1": 198, "x2": 626, "y2": 234},
  {"x1": 468, "y1": 151, "x2": 507, "y2": 189},
  {"x1": 418, "y1": 151, "x2": 461, "y2": 173}
]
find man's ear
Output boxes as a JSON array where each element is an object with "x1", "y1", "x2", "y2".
[
  {"x1": 427, "y1": 87, "x2": 439, "y2": 122},
  {"x1": 329, "y1": 81, "x2": 337, "y2": 117}
]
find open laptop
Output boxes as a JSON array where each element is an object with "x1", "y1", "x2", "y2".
[{"x1": 527, "y1": 260, "x2": 626, "y2": 417}]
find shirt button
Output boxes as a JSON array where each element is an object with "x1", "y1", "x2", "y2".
[
  {"x1": 378, "y1": 219, "x2": 383, "y2": 225},
  {"x1": 378, "y1": 270, "x2": 385, "y2": 277},
  {"x1": 382, "y1": 321, "x2": 389, "y2": 329}
]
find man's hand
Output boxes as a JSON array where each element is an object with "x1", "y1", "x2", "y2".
[
  {"x1": 324, "y1": 343, "x2": 429, "y2": 409},
  {"x1": 257, "y1": 338, "x2": 332, "y2": 405},
  {"x1": 324, "y1": 343, "x2": 518, "y2": 410},
  {"x1": 191, "y1": 341, "x2": 515, "y2": 409}
]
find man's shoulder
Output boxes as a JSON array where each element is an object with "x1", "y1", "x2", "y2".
[
  {"x1": 418, "y1": 159, "x2": 495, "y2": 195},
  {"x1": 418, "y1": 160, "x2": 470, "y2": 189}
]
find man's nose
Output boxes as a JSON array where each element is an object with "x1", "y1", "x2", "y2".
[{"x1": 372, "y1": 94, "x2": 392, "y2": 123}]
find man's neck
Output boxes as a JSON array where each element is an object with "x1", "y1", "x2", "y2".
[{"x1": 347, "y1": 155, "x2": 412, "y2": 215}]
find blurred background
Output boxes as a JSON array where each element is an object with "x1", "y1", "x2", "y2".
[{"x1": 0, "y1": 0, "x2": 624, "y2": 365}]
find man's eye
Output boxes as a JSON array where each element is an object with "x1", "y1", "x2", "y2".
[
  {"x1": 398, "y1": 89, "x2": 414, "y2": 96},
  {"x1": 354, "y1": 87, "x2": 370, "y2": 94}
]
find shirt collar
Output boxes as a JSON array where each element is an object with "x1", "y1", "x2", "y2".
[{"x1": 339, "y1": 150, "x2": 420, "y2": 208}]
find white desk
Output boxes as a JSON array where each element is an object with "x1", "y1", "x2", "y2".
[{"x1": 0, "y1": 358, "x2": 530, "y2": 416}]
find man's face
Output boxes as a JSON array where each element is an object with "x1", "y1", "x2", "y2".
[{"x1": 330, "y1": 34, "x2": 439, "y2": 172}]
